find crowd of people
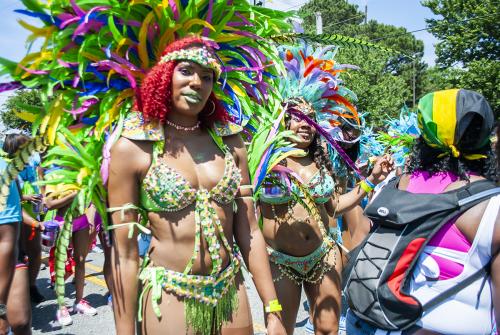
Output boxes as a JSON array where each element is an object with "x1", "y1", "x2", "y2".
[{"x1": 0, "y1": 1, "x2": 498, "y2": 335}]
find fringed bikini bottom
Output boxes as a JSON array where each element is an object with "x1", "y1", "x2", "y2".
[{"x1": 138, "y1": 254, "x2": 240, "y2": 335}]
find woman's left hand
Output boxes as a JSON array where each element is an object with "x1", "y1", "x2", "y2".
[
  {"x1": 370, "y1": 154, "x2": 395, "y2": 184},
  {"x1": 266, "y1": 313, "x2": 286, "y2": 335}
]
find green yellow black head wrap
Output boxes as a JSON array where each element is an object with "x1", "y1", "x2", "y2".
[{"x1": 418, "y1": 89, "x2": 494, "y2": 160}]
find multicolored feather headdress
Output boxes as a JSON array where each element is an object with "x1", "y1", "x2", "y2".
[{"x1": 278, "y1": 43, "x2": 363, "y2": 177}]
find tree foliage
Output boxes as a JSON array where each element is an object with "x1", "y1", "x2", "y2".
[
  {"x1": 298, "y1": 0, "x2": 426, "y2": 127},
  {"x1": 423, "y1": 0, "x2": 499, "y2": 66},
  {"x1": 0, "y1": 90, "x2": 41, "y2": 131},
  {"x1": 422, "y1": 0, "x2": 499, "y2": 113}
]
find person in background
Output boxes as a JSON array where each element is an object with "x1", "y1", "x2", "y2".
[
  {"x1": 44, "y1": 182, "x2": 98, "y2": 325},
  {"x1": 14, "y1": 134, "x2": 46, "y2": 304},
  {"x1": 0, "y1": 134, "x2": 38, "y2": 335}
]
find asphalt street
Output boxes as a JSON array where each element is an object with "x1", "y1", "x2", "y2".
[{"x1": 31, "y1": 247, "x2": 310, "y2": 335}]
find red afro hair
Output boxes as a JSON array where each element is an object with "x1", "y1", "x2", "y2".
[{"x1": 136, "y1": 36, "x2": 228, "y2": 127}]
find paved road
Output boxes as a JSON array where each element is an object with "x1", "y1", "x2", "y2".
[{"x1": 32, "y1": 247, "x2": 310, "y2": 335}]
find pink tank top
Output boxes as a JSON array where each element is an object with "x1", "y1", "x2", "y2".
[{"x1": 407, "y1": 171, "x2": 471, "y2": 280}]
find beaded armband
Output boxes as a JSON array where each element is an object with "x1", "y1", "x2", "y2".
[
  {"x1": 107, "y1": 203, "x2": 151, "y2": 238},
  {"x1": 236, "y1": 184, "x2": 254, "y2": 200}
]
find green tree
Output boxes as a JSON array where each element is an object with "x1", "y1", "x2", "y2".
[
  {"x1": 422, "y1": 0, "x2": 499, "y2": 112},
  {"x1": 422, "y1": 0, "x2": 499, "y2": 66},
  {"x1": 298, "y1": 0, "x2": 426, "y2": 127},
  {"x1": 0, "y1": 90, "x2": 41, "y2": 130}
]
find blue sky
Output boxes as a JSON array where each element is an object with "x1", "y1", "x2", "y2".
[{"x1": 267, "y1": 0, "x2": 439, "y2": 65}]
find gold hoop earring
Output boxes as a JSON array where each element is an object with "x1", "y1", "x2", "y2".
[{"x1": 206, "y1": 100, "x2": 216, "y2": 117}]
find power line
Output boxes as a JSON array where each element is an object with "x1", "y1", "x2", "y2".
[
  {"x1": 367, "y1": 12, "x2": 499, "y2": 43},
  {"x1": 283, "y1": 1, "x2": 306, "y2": 11},
  {"x1": 329, "y1": 13, "x2": 365, "y2": 26}
]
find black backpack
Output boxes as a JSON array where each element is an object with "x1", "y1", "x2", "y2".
[{"x1": 344, "y1": 176, "x2": 500, "y2": 331}]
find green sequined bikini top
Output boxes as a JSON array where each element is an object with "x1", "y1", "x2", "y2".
[
  {"x1": 259, "y1": 167, "x2": 335, "y2": 205},
  {"x1": 140, "y1": 132, "x2": 242, "y2": 213}
]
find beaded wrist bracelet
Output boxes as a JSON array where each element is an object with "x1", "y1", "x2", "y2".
[
  {"x1": 265, "y1": 299, "x2": 283, "y2": 313},
  {"x1": 359, "y1": 179, "x2": 373, "y2": 194}
]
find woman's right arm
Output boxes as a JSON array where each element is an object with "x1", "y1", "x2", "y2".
[{"x1": 108, "y1": 138, "x2": 142, "y2": 335}]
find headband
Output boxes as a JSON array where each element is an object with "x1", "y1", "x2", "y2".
[{"x1": 159, "y1": 46, "x2": 221, "y2": 79}]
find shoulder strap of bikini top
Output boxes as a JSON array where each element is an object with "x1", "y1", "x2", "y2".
[
  {"x1": 207, "y1": 128, "x2": 229, "y2": 155},
  {"x1": 152, "y1": 141, "x2": 163, "y2": 160}
]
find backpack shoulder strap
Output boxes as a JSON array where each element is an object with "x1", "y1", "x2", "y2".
[{"x1": 458, "y1": 187, "x2": 500, "y2": 207}]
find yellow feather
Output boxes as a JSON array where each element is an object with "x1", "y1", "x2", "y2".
[
  {"x1": 94, "y1": 88, "x2": 134, "y2": 137},
  {"x1": 214, "y1": 34, "x2": 241, "y2": 43},
  {"x1": 39, "y1": 114, "x2": 50, "y2": 135},
  {"x1": 14, "y1": 110, "x2": 37, "y2": 123},
  {"x1": 46, "y1": 96, "x2": 64, "y2": 145},
  {"x1": 77, "y1": 167, "x2": 91, "y2": 185},
  {"x1": 138, "y1": 12, "x2": 156, "y2": 69},
  {"x1": 183, "y1": 19, "x2": 216, "y2": 32},
  {"x1": 229, "y1": 83, "x2": 245, "y2": 97}
]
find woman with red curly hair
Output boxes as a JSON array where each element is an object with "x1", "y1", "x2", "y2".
[{"x1": 108, "y1": 36, "x2": 285, "y2": 335}]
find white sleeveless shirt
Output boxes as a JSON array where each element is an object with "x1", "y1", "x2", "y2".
[{"x1": 406, "y1": 195, "x2": 500, "y2": 334}]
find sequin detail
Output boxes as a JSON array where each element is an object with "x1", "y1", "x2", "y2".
[
  {"x1": 121, "y1": 111, "x2": 164, "y2": 141},
  {"x1": 141, "y1": 149, "x2": 241, "y2": 212}
]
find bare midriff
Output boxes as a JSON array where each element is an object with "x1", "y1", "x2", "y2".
[
  {"x1": 145, "y1": 203, "x2": 235, "y2": 275},
  {"x1": 261, "y1": 201, "x2": 328, "y2": 257}
]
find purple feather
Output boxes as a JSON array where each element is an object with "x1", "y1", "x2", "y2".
[
  {"x1": 168, "y1": 0, "x2": 179, "y2": 20},
  {"x1": 316, "y1": 45, "x2": 336, "y2": 58},
  {"x1": 67, "y1": 98, "x2": 98, "y2": 117},
  {"x1": 60, "y1": 16, "x2": 79, "y2": 29},
  {"x1": 0, "y1": 81, "x2": 23, "y2": 93},
  {"x1": 70, "y1": 0, "x2": 86, "y2": 17},
  {"x1": 235, "y1": 12, "x2": 252, "y2": 26},
  {"x1": 57, "y1": 59, "x2": 78, "y2": 68},
  {"x1": 107, "y1": 50, "x2": 142, "y2": 72},
  {"x1": 202, "y1": 0, "x2": 214, "y2": 37},
  {"x1": 73, "y1": 20, "x2": 104, "y2": 38},
  {"x1": 18, "y1": 65, "x2": 49, "y2": 75},
  {"x1": 84, "y1": 6, "x2": 109, "y2": 23},
  {"x1": 231, "y1": 30, "x2": 261, "y2": 40},
  {"x1": 92, "y1": 60, "x2": 137, "y2": 88}
]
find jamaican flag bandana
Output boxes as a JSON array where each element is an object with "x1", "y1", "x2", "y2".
[{"x1": 418, "y1": 89, "x2": 494, "y2": 160}]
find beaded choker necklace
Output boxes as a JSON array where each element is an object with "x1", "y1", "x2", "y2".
[{"x1": 165, "y1": 118, "x2": 200, "y2": 131}]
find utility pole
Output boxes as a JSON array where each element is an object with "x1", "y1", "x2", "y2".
[
  {"x1": 315, "y1": 12, "x2": 323, "y2": 34},
  {"x1": 412, "y1": 59, "x2": 417, "y2": 107},
  {"x1": 364, "y1": 1, "x2": 368, "y2": 24}
]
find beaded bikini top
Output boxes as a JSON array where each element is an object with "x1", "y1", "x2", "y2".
[
  {"x1": 140, "y1": 140, "x2": 242, "y2": 212},
  {"x1": 260, "y1": 167, "x2": 335, "y2": 205}
]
